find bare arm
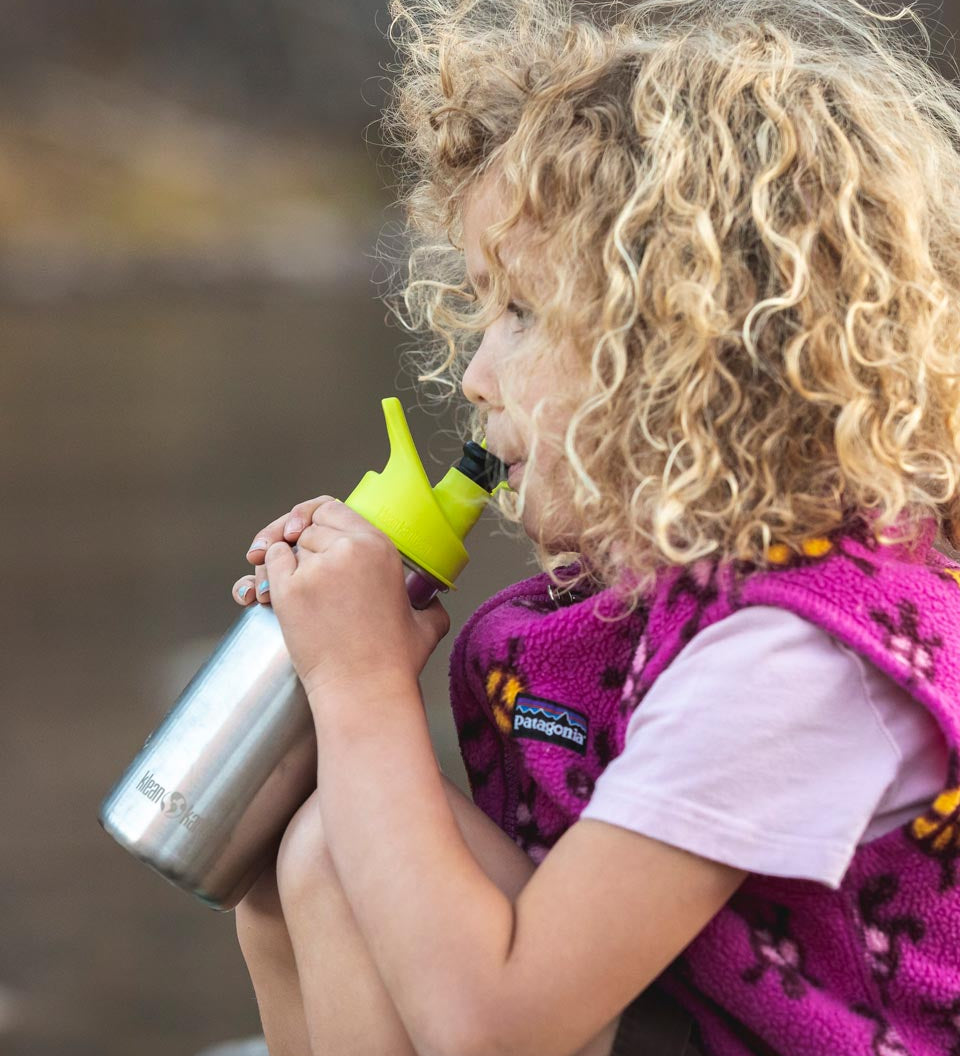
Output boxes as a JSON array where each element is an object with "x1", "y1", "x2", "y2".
[
  {"x1": 309, "y1": 676, "x2": 746, "y2": 1056},
  {"x1": 258, "y1": 497, "x2": 747, "y2": 1056}
]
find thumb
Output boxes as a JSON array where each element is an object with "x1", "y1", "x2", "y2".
[
  {"x1": 416, "y1": 597, "x2": 451, "y2": 642},
  {"x1": 264, "y1": 540, "x2": 298, "y2": 591}
]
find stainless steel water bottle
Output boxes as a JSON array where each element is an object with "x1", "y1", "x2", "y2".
[{"x1": 98, "y1": 398, "x2": 505, "y2": 911}]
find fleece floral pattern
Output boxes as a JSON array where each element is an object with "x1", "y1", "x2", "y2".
[{"x1": 449, "y1": 513, "x2": 960, "y2": 1054}]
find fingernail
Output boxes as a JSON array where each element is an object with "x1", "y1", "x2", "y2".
[
  {"x1": 284, "y1": 517, "x2": 304, "y2": 535},
  {"x1": 237, "y1": 584, "x2": 251, "y2": 601},
  {"x1": 248, "y1": 538, "x2": 269, "y2": 553},
  {"x1": 257, "y1": 580, "x2": 270, "y2": 595}
]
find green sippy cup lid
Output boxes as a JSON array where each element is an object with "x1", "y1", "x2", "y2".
[{"x1": 343, "y1": 398, "x2": 502, "y2": 588}]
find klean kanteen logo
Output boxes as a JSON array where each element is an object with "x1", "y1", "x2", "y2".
[
  {"x1": 512, "y1": 695, "x2": 588, "y2": 756},
  {"x1": 136, "y1": 770, "x2": 207, "y2": 833}
]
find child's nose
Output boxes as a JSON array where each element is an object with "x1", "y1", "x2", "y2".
[{"x1": 461, "y1": 332, "x2": 499, "y2": 408}]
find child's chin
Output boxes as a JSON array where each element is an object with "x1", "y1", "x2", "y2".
[{"x1": 521, "y1": 511, "x2": 579, "y2": 554}]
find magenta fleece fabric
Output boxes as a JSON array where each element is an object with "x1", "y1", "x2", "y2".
[{"x1": 449, "y1": 512, "x2": 960, "y2": 1055}]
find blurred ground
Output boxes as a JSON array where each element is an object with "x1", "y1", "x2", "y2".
[
  {"x1": 1, "y1": 287, "x2": 532, "y2": 1056},
  {"x1": 0, "y1": 46, "x2": 534, "y2": 1049},
  {"x1": 0, "y1": 12, "x2": 533, "y2": 1050},
  {"x1": 0, "y1": 67, "x2": 386, "y2": 297}
]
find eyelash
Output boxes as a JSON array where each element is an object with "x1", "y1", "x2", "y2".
[
  {"x1": 465, "y1": 290, "x2": 532, "y2": 328},
  {"x1": 507, "y1": 302, "x2": 532, "y2": 326}
]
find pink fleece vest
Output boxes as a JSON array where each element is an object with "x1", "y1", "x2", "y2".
[{"x1": 449, "y1": 513, "x2": 960, "y2": 1055}]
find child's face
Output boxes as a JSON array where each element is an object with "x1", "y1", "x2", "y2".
[{"x1": 460, "y1": 177, "x2": 582, "y2": 550}]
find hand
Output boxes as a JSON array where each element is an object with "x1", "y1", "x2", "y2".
[
  {"x1": 241, "y1": 497, "x2": 451, "y2": 695},
  {"x1": 232, "y1": 495, "x2": 332, "y2": 607}
]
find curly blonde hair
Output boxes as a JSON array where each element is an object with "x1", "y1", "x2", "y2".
[{"x1": 379, "y1": 0, "x2": 960, "y2": 608}]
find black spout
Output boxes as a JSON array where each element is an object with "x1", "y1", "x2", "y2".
[{"x1": 455, "y1": 441, "x2": 507, "y2": 493}]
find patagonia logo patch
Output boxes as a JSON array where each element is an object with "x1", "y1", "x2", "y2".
[{"x1": 512, "y1": 695, "x2": 588, "y2": 756}]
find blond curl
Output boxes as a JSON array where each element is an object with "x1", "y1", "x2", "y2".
[{"x1": 377, "y1": 0, "x2": 960, "y2": 611}]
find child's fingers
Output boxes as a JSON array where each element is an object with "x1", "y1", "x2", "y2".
[
  {"x1": 287, "y1": 496, "x2": 338, "y2": 536},
  {"x1": 255, "y1": 563, "x2": 272, "y2": 605},
  {"x1": 246, "y1": 496, "x2": 338, "y2": 565},
  {"x1": 251, "y1": 544, "x2": 299, "y2": 604},
  {"x1": 264, "y1": 541, "x2": 298, "y2": 596},
  {"x1": 232, "y1": 575, "x2": 257, "y2": 606},
  {"x1": 418, "y1": 597, "x2": 451, "y2": 642},
  {"x1": 245, "y1": 511, "x2": 290, "y2": 565}
]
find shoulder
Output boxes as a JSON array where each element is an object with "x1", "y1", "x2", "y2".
[
  {"x1": 659, "y1": 605, "x2": 927, "y2": 744},
  {"x1": 585, "y1": 606, "x2": 904, "y2": 886},
  {"x1": 655, "y1": 604, "x2": 858, "y2": 693},
  {"x1": 618, "y1": 602, "x2": 904, "y2": 799},
  {"x1": 683, "y1": 603, "x2": 842, "y2": 653}
]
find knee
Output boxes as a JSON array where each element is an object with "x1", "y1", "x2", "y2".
[
  {"x1": 235, "y1": 861, "x2": 290, "y2": 967},
  {"x1": 275, "y1": 788, "x2": 339, "y2": 912}
]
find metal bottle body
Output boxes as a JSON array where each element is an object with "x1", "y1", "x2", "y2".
[{"x1": 98, "y1": 558, "x2": 445, "y2": 911}]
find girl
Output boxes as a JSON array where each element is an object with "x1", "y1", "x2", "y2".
[{"x1": 231, "y1": 0, "x2": 960, "y2": 1053}]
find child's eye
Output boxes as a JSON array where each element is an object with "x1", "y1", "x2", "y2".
[{"x1": 507, "y1": 302, "x2": 533, "y2": 328}]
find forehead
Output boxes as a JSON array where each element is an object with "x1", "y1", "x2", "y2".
[
  {"x1": 462, "y1": 174, "x2": 506, "y2": 241},
  {"x1": 461, "y1": 177, "x2": 505, "y2": 284},
  {"x1": 461, "y1": 175, "x2": 537, "y2": 290}
]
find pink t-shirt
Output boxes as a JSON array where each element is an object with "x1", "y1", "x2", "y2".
[{"x1": 579, "y1": 605, "x2": 950, "y2": 889}]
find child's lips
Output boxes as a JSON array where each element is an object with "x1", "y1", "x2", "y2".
[{"x1": 508, "y1": 461, "x2": 525, "y2": 486}]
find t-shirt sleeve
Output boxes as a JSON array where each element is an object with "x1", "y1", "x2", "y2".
[{"x1": 578, "y1": 605, "x2": 902, "y2": 889}]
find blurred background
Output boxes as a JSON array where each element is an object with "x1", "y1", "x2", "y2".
[{"x1": 1, "y1": 2, "x2": 957, "y2": 1054}]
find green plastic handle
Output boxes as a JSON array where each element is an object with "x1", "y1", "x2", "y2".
[{"x1": 344, "y1": 399, "x2": 493, "y2": 588}]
